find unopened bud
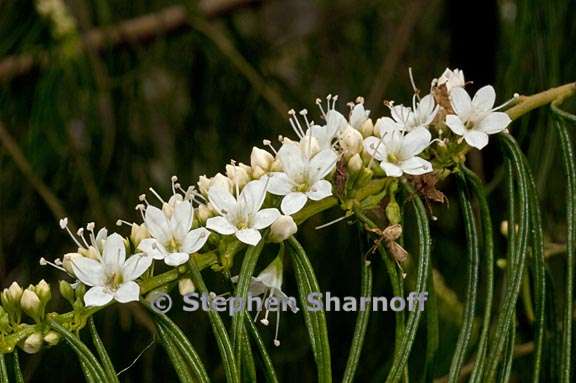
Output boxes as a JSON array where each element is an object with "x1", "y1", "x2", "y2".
[
  {"x1": 59, "y1": 280, "x2": 75, "y2": 304},
  {"x1": 196, "y1": 203, "x2": 213, "y2": 224},
  {"x1": 178, "y1": 279, "x2": 195, "y2": 296},
  {"x1": 197, "y1": 175, "x2": 211, "y2": 196},
  {"x1": 226, "y1": 164, "x2": 251, "y2": 188},
  {"x1": 269, "y1": 216, "x2": 297, "y2": 243},
  {"x1": 35, "y1": 279, "x2": 51, "y2": 304},
  {"x1": 386, "y1": 199, "x2": 401, "y2": 225},
  {"x1": 130, "y1": 223, "x2": 149, "y2": 247},
  {"x1": 251, "y1": 147, "x2": 274, "y2": 170},
  {"x1": 2, "y1": 282, "x2": 23, "y2": 307},
  {"x1": 340, "y1": 126, "x2": 363, "y2": 159},
  {"x1": 360, "y1": 118, "x2": 374, "y2": 137},
  {"x1": 43, "y1": 331, "x2": 61, "y2": 347},
  {"x1": 62, "y1": 253, "x2": 81, "y2": 275},
  {"x1": 347, "y1": 153, "x2": 363, "y2": 174},
  {"x1": 20, "y1": 289, "x2": 43, "y2": 322},
  {"x1": 20, "y1": 332, "x2": 43, "y2": 354}
]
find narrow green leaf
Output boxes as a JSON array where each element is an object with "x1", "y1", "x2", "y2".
[
  {"x1": 342, "y1": 253, "x2": 373, "y2": 383},
  {"x1": 463, "y1": 167, "x2": 496, "y2": 383},
  {"x1": 147, "y1": 306, "x2": 210, "y2": 383},
  {"x1": 483, "y1": 134, "x2": 530, "y2": 381},
  {"x1": 88, "y1": 317, "x2": 119, "y2": 383},
  {"x1": 448, "y1": 176, "x2": 480, "y2": 382},
  {"x1": 423, "y1": 262, "x2": 439, "y2": 381},
  {"x1": 245, "y1": 315, "x2": 279, "y2": 383},
  {"x1": 48, "y1": 320, "x2": 109, "y2": 382},
  {"x1": 384, "y1": 186, "x2": 431, "y2": 383},
  {"x1": 231, "y1": 240, "x2": 265, "y2": 373},
  {"x1": 79, "y1": 356, "x2": 99, "y2": 383},
  {"x1": 0, "y1": 353, "x2": 8, "y2": 383},
  {"x1": 497, "y1": 320, "x2": 516, "y2": 383},
  {"x1": 287, "y1": 236, "x2": 332, "y2": 383},
  {"x1": 12, "y1": 350, "x2": 24, "y2": 383},
  {"x1": 156, "y1": 321, "x2": 195, "y2": 382},
  {"x1": 188, "y1": 256, "x2": 240, "y2": 383},
  {"x1": 241, "y1": 328, "x2": 257, "y2": 383}
]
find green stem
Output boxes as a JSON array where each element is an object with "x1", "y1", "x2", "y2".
[
  {"x1": 11, "y1": 350, "x2": 24, "y2": 383},
  {"x1": 0, "y1": 353, "x2": 8, "y2": 383},
  {"x1": 245, "y1": 315, "x2": 279, "y2": 383},
  {"x1": 88, "y1": 317, "x2": 119, "y2": 383},
  {"x1": 506, "y1": 82, "x2": 576, "y2": 121}
]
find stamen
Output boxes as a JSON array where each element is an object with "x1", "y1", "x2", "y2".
[
  {"x1": 493, "y1": 93, "x2": 521, "y2": 111},
  {"x1": 135, "y1": 204, "x2": 146, "y2": 220},
  {"x1": 138, "y1": 194, "x2": 149, "y2": 206},
  {"x1": 59, "y1": 217, "x2": 83, "y2": 248},
  {"x1": 288, "y1": 109, "x2": 305, "y2": 139},
  {"x1": 408, "y1": 67, "x2": 420, "y2": 98},
  {"x1": 262, "y1": 139, "x2": 278, "y2": 155},
  {"x1": 316, "y1": 98, "x2": 326, "y2": 118},
  {"x1": 39, "y1": 257, "x2": 66, "y2": 272},
  {"x1": 331, "y1": 95, "x2": 339, "y2": 110},
  {"x1": 86, "y1": 222, "x2": 95, "y2": 231},
  {"x1": 148, "y1": 187, "x2": 166, "y2": 204},
  {"x1": 116, "y1": 219, "x2": 132, "y2": 227},
  {"x1": 273, "y1": 309, "x2": 281, "y2": 347},
  {"x1": 76, "y1": 228, "x2": 90, "y2": 248},
  {"x1": 171, "y1": 175, "x2": 178, "y2": 195}
]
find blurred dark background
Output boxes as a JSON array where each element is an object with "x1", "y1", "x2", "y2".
[{"x1": 0, "y1": 0, "x2": 575, "y2": 381}]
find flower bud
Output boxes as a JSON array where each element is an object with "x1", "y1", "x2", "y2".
[
  {"x1": 212, "y1": 173, "x2": 232, "y2": 192},
  {"x1": 130, "y1": 223, "x2": 149, "y2": 247},
  {"x1": 178, "y1": 279, "x2": 195, "y2": 296},
  {"x1": 226, "y1": 164, "x2": 251, "y2": 189},
  {"x1": 360, "y1": 118, "x2": 374, "y2": 138},
  {"x1": 347, "y1": 153, "x2": 363, "y2": 175},
  {"x1": 79, "y1": 246, "x2": 99, "y2": 260},
  {"x1": 386, "y1": 199, "x2": 401, "y2": 225},
  {"x1": 20, "y1": 332, "x2": 43, "y2": 354},
  {"x1": 251, "y1": 147, "x2": 274, "y2": 170},
  {"x1": 59, "y1": 280, "x2": 75, "y2": 304},
  {"x1": 43, "y1": 331, "x2": 61, "y2": 347},
  {"x1": 196, "y1": 203, "x2": 214, "y2": 224},
  {"x1": 2, "y1": 282, "x2": 23, "y2": 307},
  {"x1": 340, "y1": 126, "x2": 364, "y2": 159},
  {"x1": 197, "y1": 175, "x2": 211, "y2": 196},
  {"x1": 269, "y1": 216, "x2": 297, "y2": 243},
  {"x1": 35, "y1": 280, "x2": 51, "y2": 305},
  {"x1": 20, "y1": 288, "x2": 43, "y2": 322}
]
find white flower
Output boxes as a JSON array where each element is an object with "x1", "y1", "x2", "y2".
[
  {"x1": 232, "y1": 256, "x2": 298, "y2": 347},
  {"x1": 269, "y1": 215, "x2": 298, "y2": 243},
  {"x1": 206, "y1": 178, "x2": 280, "y2": 246},
  {"x1": 436, "y1": 68, "x2": 465, "y2": 91},
  {"x1": 304, "y1": 109, "x2": 347, "y2": 152},
  {"x1": 349, "y1": 100, "x2": 371, "y2": 130},
  {"x1": 445, "y1": 85, "x2": 512, "y2": 150},
  {"x1": 71, "y1": 233, "x2": 152, "y2": 306},
  {"x1": 139, "y1": 194, "x2": 210, "y2": 266},
  {"x1": 268, "y1": 142, "x2": 337, "y2": 215},
  {"x1": 364, "y1": 127, "x2": 433, "y2": 177},
  {"x1": 375, "y1": 95, "x2": 438, "y2": 134}
]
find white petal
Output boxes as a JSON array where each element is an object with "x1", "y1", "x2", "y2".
[
  {"x1": 114, "y1": 281, "x2": 140, "y2": 303},
  {"x1": 84, "y1": 286, "x2": 114, "y2": 307},
  {"x1": 380, "y1": 162, "x2": 403, "y2": 177},
  {"x1": 281, "y1": 192, "x2": 308, "y2": 215},
  {"x1": 164, "y1": 252, "x2": 190, "y2": 266},
  {"x1": 122, "y1": 254, "x2": 153, "y2": 281},
  {"x1": 464, "y1": 130, "x2": 489, "y2": 150},
  {"x1": 399, "y1": 127, "x2": 431, "y2": 159},
  {"x1": 309, "y1": 149, "x2": 338, "y2": 180},
  {"x1": 445, "y1": 115, "x2": 466, "y2": 136},
  {"x1": 363, "y1": 136, "x2": 386, "y2": 161},
  {"x1": 399, "y1": 157, "x2": 433, "y2": 175},
  {"x1": 307, "y1": 180, "x2": 332, "y2": 201},
  {"x1": 349, "y1": 104, "x2": 369, "y2": 130},
  {"x1": 267, "y1": 172, "x2": 295, "y2": 196},
  {"x1": 253, "y1": 208, "x2": 281, "y2": 230},
  {"x1": 477, "y1": 112, "x2": 511, "y2": 134},
  {"x1": 277, "y1": 143, "x2": 307, "y2": 178},
  {"x1": 181, "y1": 227, "x2": 210, "y2": 253},
  {"x1": 206, "y1": 216, "x2": 236, "y2": 235},
  {"x1": 239, "y1": 178, "x2": 268, "y2": 213},
  {"x1": 472, "y1": 85, "x2": 496, "y2": 112},
  {"x1": 208, "y1": 186, "x2": 236, "y2": 215},
  {"x1": 324, "y1": 110, "x2": 348, "y2": 141},
  {"x1": 137, "y1": 238, "x2": 166, "y2": 260},
  {"x1": 71, "y1": 257, "x2": 104, "y2": 287},
  {"x1": 374, "y1": 117, "x2": 400, "y2": 136},
  {"x1": 102, "y1": 233, "x2": 126, "y2": 267},
  {"x1": 170, "y1": 200, "x2": 193, "y2": 241},
  {"x1": 450, "y1": 87, "x2": 472, "y2": 118},
  {"x1": 235, "y1": 229, "x2": 262, "y2": 246},
  {"x1": 144, "y1": 206, "x2": 170, "y2": 243}
]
